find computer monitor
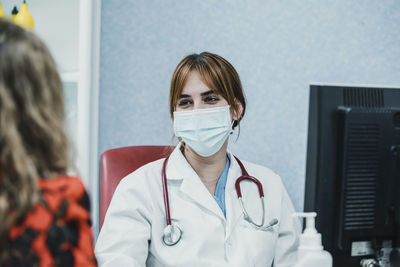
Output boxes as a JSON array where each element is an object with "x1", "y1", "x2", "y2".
[{"x1": 304, "y1": 84, "x2": 400, "y2": 267}]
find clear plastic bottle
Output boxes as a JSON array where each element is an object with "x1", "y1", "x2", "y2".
[{"x1": 293, "y1": 212, "x2": 333, "y2": 267}]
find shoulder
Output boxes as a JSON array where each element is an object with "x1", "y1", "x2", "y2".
[
  {"x1": 106, "y1": 158, "x2": 166, "y2": 219},
  {"x1": 110, "y1": 158, "x2": 165, "y2": 205},
  {"x1": 8, "y1": 176, "x2": 96, "y2": 266},
  {"x1": 118, "y1": 157, "x2": 165, "y2": 188},
  {"x1": 38, "y1": 176, "x2": 90, "y2": 213},
  {"x1": 39, "y1": 176, "x2": 87, "y2": 197},
  {"x1": 236, "y1": 159, "x2": 288, "y2": 202},
  {"x1": 239, "y1": 160, "x2": 282, "y2": 186}
]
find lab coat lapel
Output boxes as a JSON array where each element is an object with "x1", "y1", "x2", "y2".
[
  {"x1": 225, "y1": 153, "x2": 245, "y2": 238},
  {"x1": 165, "y1": 145, "x2": 225, "y2": 220}
]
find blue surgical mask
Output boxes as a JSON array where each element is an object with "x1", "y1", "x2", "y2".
[{"x1": 173, "y1": 105, "x2": 233, "y2": 157}]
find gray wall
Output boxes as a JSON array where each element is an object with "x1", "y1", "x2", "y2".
[
  {"x1": 3, "y1": 0, "x2": 79, "y2": 72},
  {"x1": 98, "y1": 0, "x2": 400, "y2": 212}
]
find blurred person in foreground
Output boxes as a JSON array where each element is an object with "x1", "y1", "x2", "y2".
[{"x1": 0, "y1": 19, "x2": 96, "y2": 266}]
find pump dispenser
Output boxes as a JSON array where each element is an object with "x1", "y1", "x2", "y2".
[{"x1": 293, "y1": 212, "x2": 333, "y2": 267}]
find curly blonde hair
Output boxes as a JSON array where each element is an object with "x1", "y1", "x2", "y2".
[{"x1": 0, "y1": 19, "x2": 69, "y2": 254}]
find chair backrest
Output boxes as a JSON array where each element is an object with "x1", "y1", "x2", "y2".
[{"x1": 100, "y1": 145, "x2": 173, "y2": 229}]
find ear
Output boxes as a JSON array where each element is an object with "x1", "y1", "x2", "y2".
[{"x1": 231, "y1": 100, "x2": 244, "y2": 121}]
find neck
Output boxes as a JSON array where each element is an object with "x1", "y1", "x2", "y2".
[{"x1": 182, "y1": 140, "x2": 228, "y2": 194}]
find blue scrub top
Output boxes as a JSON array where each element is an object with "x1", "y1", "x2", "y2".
[{"x1": 213, "y1": 156, "x2": 230, "y2": 217}]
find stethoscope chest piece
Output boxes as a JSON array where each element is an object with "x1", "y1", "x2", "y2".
[{"x1": 162, "y1": 224, "x2": 182, "y2": 246}]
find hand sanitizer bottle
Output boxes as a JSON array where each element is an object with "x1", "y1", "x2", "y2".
[{"x1": 293, "y1": 212, "x2": 333, "y2": 267}]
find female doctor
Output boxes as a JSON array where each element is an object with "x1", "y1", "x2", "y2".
[{"x1": 95, "y1": 52, "x2": 300, "y2": 267}]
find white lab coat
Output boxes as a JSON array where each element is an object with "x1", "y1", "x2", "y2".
[{"x1": 95, "y1": 145, "x2": 301, "y2": 267}]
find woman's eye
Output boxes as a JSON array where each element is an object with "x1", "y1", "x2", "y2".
[
  {"x1": 178, "y1": 100, "x2": 192, "y2": 107},
  {"x1": 204, "y1": 96, "x2": 219, "y2": 103}
]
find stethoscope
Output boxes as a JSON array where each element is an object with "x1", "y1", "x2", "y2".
[{"x1": 161, "y1": 155, "x2": 279, "y2": 246}]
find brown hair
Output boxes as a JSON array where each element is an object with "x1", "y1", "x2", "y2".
[
  {"x1": 0, "y1": 19, "x2": 69, "y2": 252},
  {"x1": 169, "y1": 52, "x2": 246, "y2": 128}
]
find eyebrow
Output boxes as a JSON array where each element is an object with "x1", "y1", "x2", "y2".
[
  {"x1": 200, "y1": 90, "x2": 215, "y2": 97},
  {"x1": 179, "y1": 90, "x2": 215, "y2": 99},
  {"x1": 179, "y1": 94, "x2": 191, "y2": 99}
]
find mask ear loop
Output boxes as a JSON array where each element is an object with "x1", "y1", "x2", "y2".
[{"x1": 230, "y1": 120, "x2": 236, "y2": 134}]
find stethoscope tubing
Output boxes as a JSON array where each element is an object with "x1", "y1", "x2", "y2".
[
  {"x1": 233, "y1": 156, "x2": 264, "y2": 198},
  {"x1": 160, "y1": 154, "x2": 279, "y2": 246},
  {"x1": 161, "y1": 155, "x2": 266, "y2": 228},
  {"x1": 161, "y1": 157, "x2": 172, "y2": 226}
]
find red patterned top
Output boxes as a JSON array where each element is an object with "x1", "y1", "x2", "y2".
[{"x1": 6, "y1": 176, "x2": 97, "y2": 267}]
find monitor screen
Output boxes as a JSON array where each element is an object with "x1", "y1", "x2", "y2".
[{"x1": 304, "y1": 84, "x2": 400, "y2": 267}]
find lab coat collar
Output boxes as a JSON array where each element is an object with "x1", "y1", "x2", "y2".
[
  {"x1": 225, "y1": 151, "x2": 246, "y2": 237},
  {"x1": 164, "y1": 143, "x2": 193, "y2": 180},
  {"x1": 164, "y1": 143, "x2": 227, "y2": 220},
  {"x1": 164, "y1": 145, "x2": 246, "y2": 230},
  {"x1": 164, "y1": 147, "x2": 261, "y2": 238}
]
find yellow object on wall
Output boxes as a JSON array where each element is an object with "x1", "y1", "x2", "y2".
[
  {"x1": 14, "y1": 1, "x2": 34, "y2": 29},
  {"x1": 0, "y1": 4, "x2": 8, "y2": 19},
  {"x1": 11, "y1": 6, "x2": 19, "y2": 21}
]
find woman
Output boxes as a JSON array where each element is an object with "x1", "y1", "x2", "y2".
[
  {"x1": 0, "y1": 19, "x2": 96, "y2": 266},
  {"x1": 96, "y1": 52, "x2": 300, "y2": 266}
]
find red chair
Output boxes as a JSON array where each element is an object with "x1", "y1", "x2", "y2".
[{"x1": 100, "y1": 145, "x2": 174, "y2": 229}]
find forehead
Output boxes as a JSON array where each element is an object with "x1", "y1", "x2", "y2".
[{"x1": 181, "y1": 71, "x2": 215, "y2": 95}]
